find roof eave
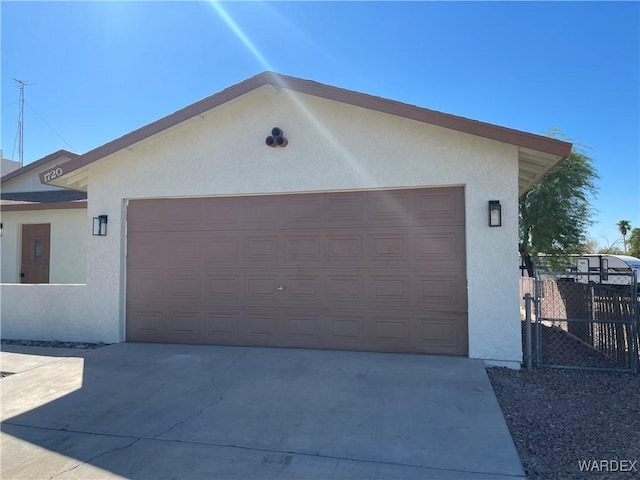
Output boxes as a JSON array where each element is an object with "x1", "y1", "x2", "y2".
[
  {"x1": 2, "y1": 149, "x2": 78, "y2": 184},
  {"x1": 39, "y1": 72, "x2": 573, "y2": 189}
]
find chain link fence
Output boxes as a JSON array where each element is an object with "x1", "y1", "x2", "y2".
[{"x1": 526, "y1": 271, "x2": 638, "y2": 374}]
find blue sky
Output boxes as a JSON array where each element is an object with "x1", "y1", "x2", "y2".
[{"x1": 1, "y1": 1, "x2": 638, "y2": 248}]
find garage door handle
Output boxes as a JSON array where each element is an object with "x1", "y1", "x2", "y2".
[{"x1": 277, "y1": 286, "x2": 285, "y2": 291}]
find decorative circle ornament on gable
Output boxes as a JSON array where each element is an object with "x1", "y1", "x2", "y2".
[{"x1": 265, "y1": 127, "x2": 288, "y2": 148}]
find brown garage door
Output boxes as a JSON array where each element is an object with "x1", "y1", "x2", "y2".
[{"x1": 126, "y1": 187, "x2": 467, "y2": 355}]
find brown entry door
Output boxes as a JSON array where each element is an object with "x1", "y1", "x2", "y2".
[{"x1": 21, "y1": 224, "x2": 51, "y2": 284}]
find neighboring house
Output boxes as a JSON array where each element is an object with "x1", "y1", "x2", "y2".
[
  {"x1": 0, "y1": 72, "x2": 572, "y2": 366},
  {"x1": 1, "y1": 153, "x2": 21, "y2": 176},
  {"x1": 1, "y1": 149, "x2": 87, "y2": 284}
]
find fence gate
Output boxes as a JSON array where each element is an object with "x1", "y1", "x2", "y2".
[{"x1": 534, "y1": 271, "x2": 639, "y2": 374}]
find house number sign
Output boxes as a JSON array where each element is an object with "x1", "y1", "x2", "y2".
[{"x1": 43, "y1": 167, "x2": 63, "y2": 182}]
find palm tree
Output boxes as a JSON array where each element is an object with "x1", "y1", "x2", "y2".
[{"x1": 617, "y1": 220, "x2": 631, "y2": 254}]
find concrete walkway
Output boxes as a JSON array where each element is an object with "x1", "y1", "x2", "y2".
[{"x1": 1, "y1": 343, "x2": 525, "y2": 479}]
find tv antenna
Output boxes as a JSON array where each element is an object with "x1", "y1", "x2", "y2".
[{"x1": 13, "y1": 78, "x2": 35, "y2": 167}]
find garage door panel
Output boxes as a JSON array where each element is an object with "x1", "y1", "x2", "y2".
[
  {"x1": 281, "y1": 310, "x2": 323, "y2": 345},
  {"x1": 127, "y1": 272, "x2": 165, "y2": 299},
  {"x1": 129, "y1": 310, "x2": 164, "y2": 334},
  {"x1": 242, "y1": 197, "x2": 280, "y2": 226},
  {"x1": 168, "y1": 311, "x2": 201, "y2": 336},
  {"x1": 205, "y1": 236, "x2": 241, "y2": 263},
  {"x1": 283, "y1": 196, "x2": 323, "y2": 225},
  {"x1": 127, "y1": 187, "x2": 468, "y2": 355},
  {"x1": 283, "y1": 235, "x2": 322, "y2": 262},
  {"x1": 168, "y1": 275, "x2": 201, "y2": 299},
  {"x1": 126, "y1": 305, "x2": 468, "y2": 353},
  {"x1": 205, "y1": 275, "x2": 241, "y2": 298},
  {"x1": 415, "y1": 272, "x2": 468, "y2": 311},
  {"x1": 325, "y1": 195, "x2": 365, "y2": 225},
  {"x1": 325, "y1": 313, "x2": 365, "y2": 345},
  {"x1": 126, "y1": 234, "x2": 166, "y2": 267},
  {"x1": 367, "y1": 192, "x2": 410, "y2": 223},
  {"x1": 202, "y1": 199, "x2": 240, "y2": 226},
  {"x1": 166, "y1": 200, "x2": 203, "y2": 229},
  {"x1": 203, "y1": 310, "x2": 240, "y2": 341},
  {"x1": 414, "y1": 227, "x2": 466, "y2": 264},
  {"x1": 326, "y1": 275, "x2": 364, "y2": 303},
  {"x1": 126, "y1": 308, "x2": 166, "y2": 342},
  {"x1": 326, "y1": 235, "x2": 364, "y2": 263},
  {"x1": 169, "y1": 239, "x2": 202, "y2": 264},
  {"x1": 127, "y1": 200, "x2": 165, "y2": 232},
  {"x1": 244, "y1": 237, "x2": 279, "y2": 262},
  {"x1": 414, "y1": 313, "x2": 468, "y2": 355},
  {"x1": 242, "y1": 310, "x2": 280, "y2": 345},
  {"x1": 369, "y1": 235, "x2": 409, "y2": 261},
  {"x1": 413, "y1": 190, "x2": 465, "y2": 226},
  {"x1": 246, "y1": 275, "x2": 281, "y2": 301},
  {"x1": 369, "y1": 275, "x2": 410, "y2": 304},
  {"x1": 371, "y1": 317, "x2": 410, "y2": 346},
  {"x1": 282, "y1": 275, "x2": 323, "y2": 301},
  {"x1": 417, "y1": 321, "x2": 457, "y2": 346}
]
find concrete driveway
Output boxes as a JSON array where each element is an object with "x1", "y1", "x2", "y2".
[{"x1": 1, "y1": 343, "x2": 525, "y2": 479}]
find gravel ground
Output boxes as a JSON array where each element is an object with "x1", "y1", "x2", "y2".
[
  {"x1": 1, "y1": 339, "x2": 109, "y2": 349},
  {"x1": 1, "y1": 340, "x2": 109, "y2": 378},
  {"x1": 488, "y1": 367, "x2": 640, "y2": 479}
]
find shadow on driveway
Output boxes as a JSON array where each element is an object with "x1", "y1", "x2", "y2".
[{"x1": 1, "y1": 343, "x2": 525, "y2": 479}]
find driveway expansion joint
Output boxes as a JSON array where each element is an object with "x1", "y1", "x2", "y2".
[
  {"x1": 3, "y1": 420, "x2": 524, "y2": 479},
  {"x1": 47, "y1": 438, "x2": 141, "y2": 480}
]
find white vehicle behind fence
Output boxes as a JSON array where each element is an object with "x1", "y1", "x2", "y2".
[{"x1": 562, "y1": 254, "x2": 640, "y2": 285}]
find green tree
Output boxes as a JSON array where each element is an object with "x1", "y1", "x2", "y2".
[
  {"x1": 628, "y1": 228, "x2": 640, "y2": 258},
  {"x1": 617, "y1": 220, "x2": 631, "y2": 253},
  {"x1": 519, "y1": 142, "x2": 599, "y2": 277},
  {"x1": 597, "y1": 245, "x2": 624, "y2": 255},
  {"x1": 583, "y1": 239, "x2": 600, "y2": 254}
]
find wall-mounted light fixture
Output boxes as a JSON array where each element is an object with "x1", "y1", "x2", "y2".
[
  {"x1": 92, "y1": 215, "x2": 108, "y2": 236},
  {"x1": 265, "y1": 127, "x2": 288, "y2": 148},
  {"x1": 488, "y1": 201, "x2": 502, "y2": 227},
  {"x1": 0, "y1": 222, "x2": 3, "y2": 237}
]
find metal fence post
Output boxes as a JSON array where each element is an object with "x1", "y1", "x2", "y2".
[
  {"x1": 534, "y1": 271, "x2": 542, "y2": 366},
  {"x1": 631, "y1": 272, "x2": 639, "y2": 375},
  {"x1": 524, "y1": 293, "x2": 533, "y2": 370}
]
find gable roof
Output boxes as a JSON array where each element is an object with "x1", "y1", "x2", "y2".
[
  {"x1": 38, "y1": 72, "x2": 572, "y2": 195},
  {"x1": 2, "y1": 149, "x2": 78, "y2": 184}
]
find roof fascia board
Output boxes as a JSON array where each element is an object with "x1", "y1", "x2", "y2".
[
  {"x1": 274, "y1": 74, "x2": 572, "y2": 158},
  {"x1": 2, "y1": 149, "x2": 78, "y2": 184},
  {"x1": 40, "y1": 72, "x2": 572, "y2": 185},
  {"x1": 38, "y1": 75, "x2": 270, "y2": 185}
]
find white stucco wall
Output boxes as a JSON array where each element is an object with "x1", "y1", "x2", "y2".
[
  {"x1": 0, "y1": 285, "x2": 105, "y2": 342},
  {"x1": 1, "y1": 87, "x2": 522, "y2": 363},
  {"x1": 0, "y1": 208, "x2": 87, "y2": 283}
]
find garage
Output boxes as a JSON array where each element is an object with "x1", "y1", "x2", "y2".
[
  {"x1": 126, "y1": 187, "x2": 467, "y2": 355},
  {"x1": 22, "y1": 72, "x2": 573, "y2": 365}
]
